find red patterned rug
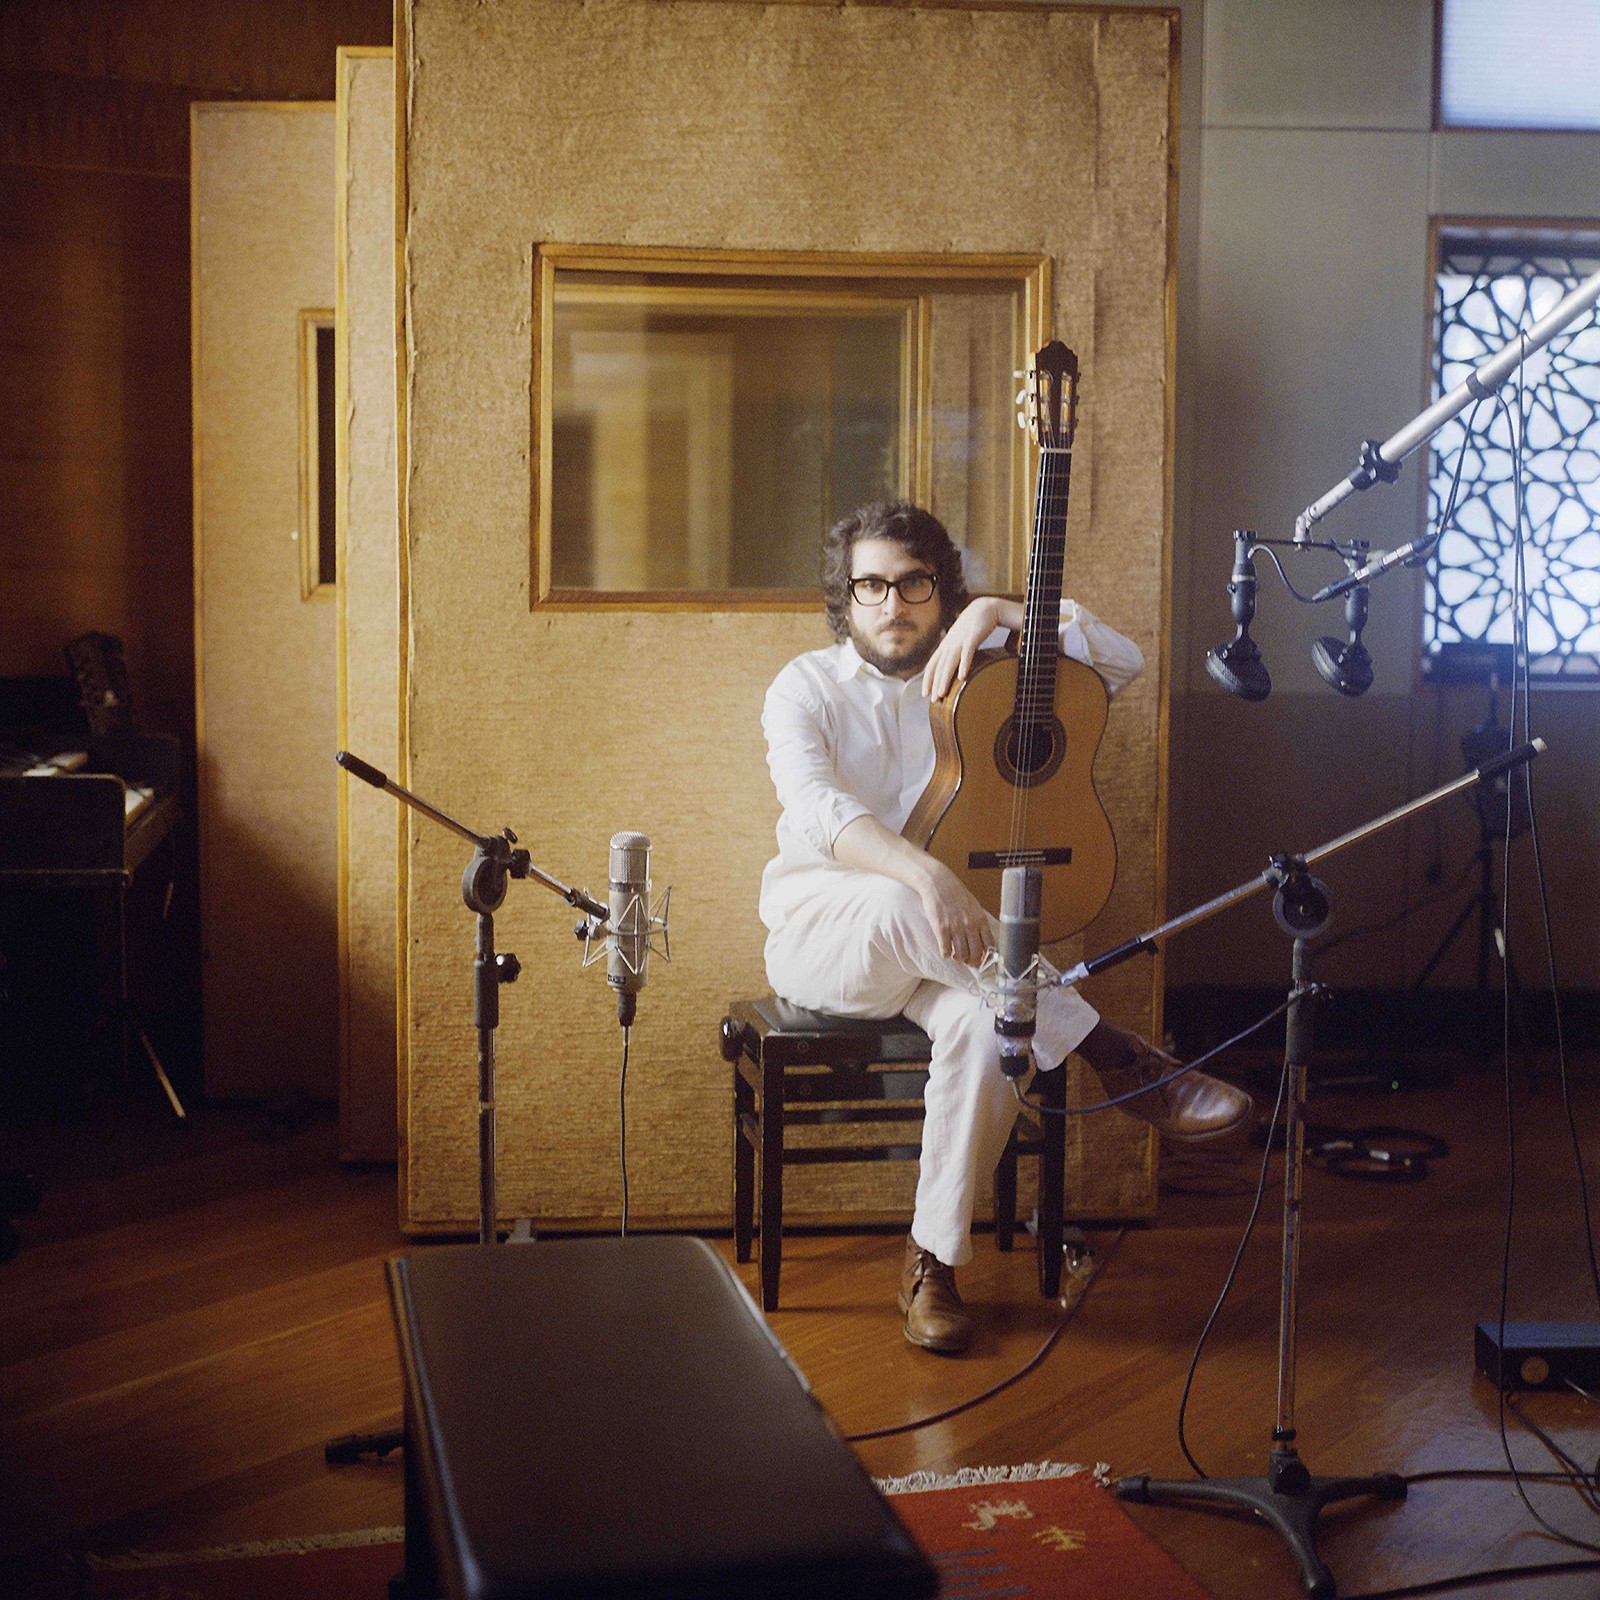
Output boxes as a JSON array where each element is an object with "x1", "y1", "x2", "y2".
[
  {"x1": 80, "y1": 1463, "x2": 1209, "y2": 1599},
  {"x1": 881, "y1": 1463, "x2": 1213, "y2": 1599}
]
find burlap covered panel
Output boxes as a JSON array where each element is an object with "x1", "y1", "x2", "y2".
[
  {"x1": 401, "y1": 0, "x2": 1173, "y2": 1229},
  {"x1": 192, "y1": 103, "x2": 339, "y2": 1102},
  {"x1": 337, "y1": 49, "x2": 401, "y2": 1161}
]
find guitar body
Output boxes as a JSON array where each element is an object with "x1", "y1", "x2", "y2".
[
  {"x1": 903, "y1": 339, "x2": 1115, "y2": 942},
  {"x1": 904, "y1": 646, "x2": 1117, "y2": 943}
]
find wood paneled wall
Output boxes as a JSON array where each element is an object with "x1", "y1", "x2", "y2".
[
  {"x1": 0, "y1": 164, "x2": 192, "y2": 727},
  {"x1": 0, "y1": 1, "x2": 390, "y2": 1096}
]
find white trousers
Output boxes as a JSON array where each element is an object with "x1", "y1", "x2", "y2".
[{"x1": 763, "y1": 869, "x2": 1099, "y2": 1268}]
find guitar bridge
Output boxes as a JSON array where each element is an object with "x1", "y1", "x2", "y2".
[{"x1": 968, "y1": 847, "x2": 1073, "y2": 869}]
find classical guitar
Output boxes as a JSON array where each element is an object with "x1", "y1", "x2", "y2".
[{"x1": 902, "y1": 340, "x2": 1116, "y2": 942}]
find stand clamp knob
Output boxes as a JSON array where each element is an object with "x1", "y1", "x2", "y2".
[{"x1": 1349, "y1": 438, "x2": 1402, "y2": 491}]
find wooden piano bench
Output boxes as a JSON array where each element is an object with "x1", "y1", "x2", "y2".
[{"x1": 719, "y1": 996, "x2": 1066, "y2": 1312}]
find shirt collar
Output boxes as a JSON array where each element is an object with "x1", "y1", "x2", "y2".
[{"x1": 836, "y1": 639, "x2": 872, "y2": 681}]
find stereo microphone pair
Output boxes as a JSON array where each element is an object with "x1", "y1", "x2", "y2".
[{"x1": 1205, "y1": 530, "x2": 1374, "y2": 701}]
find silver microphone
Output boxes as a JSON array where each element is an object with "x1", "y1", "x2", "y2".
[
  {"x1": 996, "y1": 865, "x2": 1041, "y2": 1078},
  {"x1": 607, "y1": 831, "x2": 651, "y2": 1027}
]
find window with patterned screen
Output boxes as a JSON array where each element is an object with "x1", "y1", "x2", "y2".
[{"x1": 1424, "y1": 229, "x2": 1600, "y2": 683}]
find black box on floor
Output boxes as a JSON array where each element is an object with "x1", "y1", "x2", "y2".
[
  {"x1": 388, "y1": 1236, "x2": 937, "y2": 1600},
  {"x1": 1474, "y1": 1320, "x2": 1600, "y2": 1391}
]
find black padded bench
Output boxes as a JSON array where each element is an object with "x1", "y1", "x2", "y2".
[
  {"x1": 720, "y1": 997, "x2": 1066, "y2": 1312},
  {"x1": 387, "y1": 1236, "x2": 937, "y2": 1600}
]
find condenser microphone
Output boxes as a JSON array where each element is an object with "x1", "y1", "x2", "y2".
[
  {"x1": 996, "y1": 865, "x2": 1042, "y2": 1078},
  {"x1": 1205, "y1": 531, "x2": 1271, "y2": 702},
  {"x1": 607, "y1": 831, "x2": 651, "y2": 1027},
  {"x1": 1311, "y1": 580, "x2": 1374, "y2": 697}
]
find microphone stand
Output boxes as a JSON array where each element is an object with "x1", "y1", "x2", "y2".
[
  {"x1": 334, "y1": 750, "x2": 607, "y2": 1246},
  {"x1": 1046, "y1": 739, "x2": 1545, "y2": 1600},
  {"x1": 324, "y1": 753, "x2": 608, "y2": 1469},
  {"x1": 1115, "y1": 865, "x2": 1405, "y2": 1600}
]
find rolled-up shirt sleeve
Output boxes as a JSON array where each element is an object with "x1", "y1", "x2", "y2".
[
  {"x1": 762, "y1": 671, "x2": 871, "y2": 858},
  {"x1": 981, "y1": 598, "x2": 1144, "y2": 696},
  {"x1": 1059, "y1": 599, "x2": 1145, "y2": 696}
]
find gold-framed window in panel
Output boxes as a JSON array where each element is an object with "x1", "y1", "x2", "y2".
[
  {"x1": 297, "y1": 307, "x2": 337, "y2": 600},
  {"x1": 531, "y1": 247, "x2": 1051, "y2": 610}
]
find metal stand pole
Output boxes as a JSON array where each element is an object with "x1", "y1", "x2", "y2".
[
  {"x1": 1054, "y1": 739, "x2": 1545, "y2": 993},
  {"x1": 461, "y1": 842, "x2": 526, "y2": 1247},
  {"x1": 1116, "y1": 887, "x2": 1406, "y2": 1600},
  {"x1": 324, "y1": 752, "x2": 604, "y2": 1465},
  {"x1": 1028, "y1": 743, "x2": 1552, "y2": 1598},
  {"x1": 473, "y1": 910, "x2": 501, "y2": 1247}
]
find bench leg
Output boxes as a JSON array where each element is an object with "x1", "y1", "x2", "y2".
[
  {"x1": 994, "y1": 1122, "x2": 1019, "y2": 1251},
  {"x1": 1037, "y1": 1065, "x2": 1065, "y2": 1297},
  {"x1": 733, "y1": 1059, "x2": 755, "y2": 1264},
  {"x1": 402, "y1": 1403, "x2": 439, "y2": 1600},
  {"x1": 757, "y1": 1060, "x2": 785, "y2": 1312}
]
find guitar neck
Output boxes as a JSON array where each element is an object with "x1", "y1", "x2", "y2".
[{"x1": 1017, "y1": 445, "x2": 1072, "y2": 718}]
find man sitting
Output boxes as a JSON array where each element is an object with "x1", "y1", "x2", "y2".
[{"x1": 759, "y1": 501, "x2": 1251, "y2": 1354}]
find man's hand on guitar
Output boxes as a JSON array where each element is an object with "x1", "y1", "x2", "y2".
[
  {"x1": 915, "y1": 859, "x2": 993, "y2": 968},
  {"x1": 921, "y1": 596, "x2": 1024, "y2": 702}
]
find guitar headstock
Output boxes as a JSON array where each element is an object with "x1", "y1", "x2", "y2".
[{"x1": 1016, "y1": 340, "x2": 1080, "y2": 450}]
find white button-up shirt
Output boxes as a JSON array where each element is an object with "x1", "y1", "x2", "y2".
[{"x1": 759, "y1": 600, "x2": 1145, "y2": 930}]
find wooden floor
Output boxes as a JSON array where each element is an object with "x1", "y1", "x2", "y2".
[{"x1": 4, "y1": 1054, "x2": 1600, "y2": 1599}]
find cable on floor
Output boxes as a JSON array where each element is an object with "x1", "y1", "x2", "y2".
[{"x1": 844, "y1": 1227, "x2": 1127, "y2": 1443}]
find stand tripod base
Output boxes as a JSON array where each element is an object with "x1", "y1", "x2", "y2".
[{"x1": 1115, "y1": 1462, "x2": 1406, "y2": 1600}]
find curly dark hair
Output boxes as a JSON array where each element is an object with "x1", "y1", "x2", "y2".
[{"x1": 820, "y1": 501, "x2": 970, "y2": 643}]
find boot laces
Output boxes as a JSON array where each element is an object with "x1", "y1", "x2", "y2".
[{"x1": 911, "y1": 1249, "x2": 960, "y2": 1300}]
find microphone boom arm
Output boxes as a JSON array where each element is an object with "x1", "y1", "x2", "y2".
[
  {"x1": 1294, "y1": 266, "x2": 1600, "y2": 550},
  {"x1": 1051, "y1": 739, "x2": 1546, "y2": 989},
  {"x1": 335, "y1": 749, "x2": 607, "y2": 921}
]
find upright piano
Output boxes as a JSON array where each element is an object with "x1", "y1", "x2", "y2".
[{"x1": 0, "y1": 675, "x2": 183, "y2": 1113}]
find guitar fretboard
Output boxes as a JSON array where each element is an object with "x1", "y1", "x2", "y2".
[{"x1": 1015, "y1": 445, "x2": 1072, "y2": 731}]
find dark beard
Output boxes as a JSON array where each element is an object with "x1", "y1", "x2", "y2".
[{"x1": 848, "y1": 618, "x2": 941, "y2": 679}]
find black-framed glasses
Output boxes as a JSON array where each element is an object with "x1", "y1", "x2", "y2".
[{"x1": 847, "y1": 571, "x2": 938, "y2": 607}]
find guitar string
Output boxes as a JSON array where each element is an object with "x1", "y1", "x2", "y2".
[
  {"x1": 1010, "y1": 368, "x2": 1041, "y2": 858},
  {"x1": 1008, "y1": 445, "x2": 1039, "y2": 856},
  {"x1": 1011, "y1": 439, "x2": 1070, "y2": 861},
  {"x1": 1008, "y1": 358, "x2": 1074, "y2": 886},
  {"x1": 1011, "y1": 443, "x2": 1055, "y2": 854},
  {"x1": 1017, "y1": 451, "x2": 1050, "y2": 847},
  {"x1": 1013, "y1": 422, "x2": 1052, "y2": 850}
]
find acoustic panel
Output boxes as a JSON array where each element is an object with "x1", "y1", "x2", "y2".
[
  {"x1": 336, "y1": 48, "x2": 402, "y2": 1161},
  {"x1": 192, "y1": 102, "x2": 338, "y2": 1101},
  {"x1": 399, "y1": 0, "x2": 1176, "y2": 1229}
]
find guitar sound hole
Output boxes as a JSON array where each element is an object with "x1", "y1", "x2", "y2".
[{"x1": 995, "y1": 716, "x2": 1066, "y2": 788}]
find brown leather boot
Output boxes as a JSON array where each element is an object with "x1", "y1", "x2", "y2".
[
  {"x1": 898, "y1": 1235, "x2": 973, "y2": 1354},
  {"x1": 1093, "y1": 1039, "x2": 1253, "y2": 1143}
]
